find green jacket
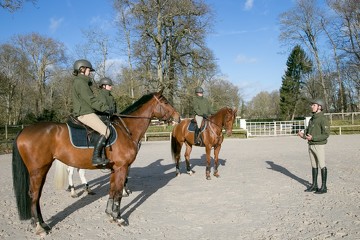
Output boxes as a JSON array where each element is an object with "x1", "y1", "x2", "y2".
[
  {"x1": 98, "y1": 88, "x2": 116, "y2": 112},
  {"x1": 193, "y1": 95, "x2": 213, "y2": 116},
  {"x1": 72, "y1": 74, "x2": 109, "y2": 116},
  {"x1": 305, "y1": 111, "x2": 330, "y2": 145}
]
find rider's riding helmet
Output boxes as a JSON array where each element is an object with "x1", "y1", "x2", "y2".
[
  {"x1": 99, "y1": 77, "x2": 113, "y2": 87},
  {"x1": 195, "y1": 86, "x2": 204, "y2": 94},
  {"x1": 311, "y1": 99, "x2": 325, "y2": 110},
  {"x1": 73, "y1": 59, "x2": 95, "y2": 72}
]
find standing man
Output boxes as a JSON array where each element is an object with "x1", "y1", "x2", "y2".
[
  {"x1": 192, "y1": 86, "x2": 213, "y2": 145},
  {"x1": 298, "y1": 99, "x2": 330, "y2": 194}
]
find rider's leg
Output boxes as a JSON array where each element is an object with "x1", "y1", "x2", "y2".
[
  {"x1": 77, "y1": 113, "x2": 110, "y2": 166},
  {"x1": 194, "y1": 115, "x2": 203, "y2": 145}
]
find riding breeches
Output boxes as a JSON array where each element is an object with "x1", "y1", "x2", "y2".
[
  {"x1": 308, "y1": 144, "x2": 326, "y2": 169},
  {"x1": 77, "y1": 113, "x2": 110, "y2": 138},
  {"x1": 195, "y1": 115, "x2": 203, "y2": 128}
]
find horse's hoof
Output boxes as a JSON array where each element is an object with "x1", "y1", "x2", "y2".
[
  {"x1": 71, "y1": 193, "x2": 79, "y2": 198},
  {"x1": 110, "y1": 217, "x2": 128, "y2": 226},
  {"x1": 187, "y1": 170, "x2": 195, "y2": 175},
  {"x1": 206, "y1": 176, "x2": 211, "y2": 180},
  {"x1": 213, "y1": 173, "x2": 220, "y2": 178},
  {"x1": 35, "y1": 223, "x2": 50, "y2": 236},
  {"x1": 116, "y1": 218, "x2": 128, "y2": 227}
]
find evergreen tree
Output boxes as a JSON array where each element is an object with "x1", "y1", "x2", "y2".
[{"x1": 280, "y1": 45, "x2": 312, "y2": 120}]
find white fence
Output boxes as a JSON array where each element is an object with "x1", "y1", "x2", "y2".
[{"x1": 244, "y1": 120, "x2": 307, "y2": 137}]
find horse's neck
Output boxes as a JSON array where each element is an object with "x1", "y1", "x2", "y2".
[
  {"x1": 122, "y1": 108, "x2": 153, "y2": 142},
  {"x1": 208, "y1": 114, "x2": 224, "y2": 133}
]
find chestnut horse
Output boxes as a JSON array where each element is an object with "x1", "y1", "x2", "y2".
[
  {"x1": 12, "y1": 89, "x2": 180, "y2": 236},
  {"x1": 171, "y1": 107, "x2": 237, "y2": 180}
]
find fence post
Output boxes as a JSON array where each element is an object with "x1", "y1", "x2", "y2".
[{"x1": 5, "y1": 124, "x2": 7, "y2": 140}]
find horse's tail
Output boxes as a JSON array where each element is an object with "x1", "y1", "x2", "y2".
[
  {"x1": 54, "y1": 160, "x2": 68, "y2": 190},
  {"x1": 171, "y1": 127, "x2": 181, "y2": 162},
  {"x1": 12, "y1": 132, "x2": 32, "y2": 220}
]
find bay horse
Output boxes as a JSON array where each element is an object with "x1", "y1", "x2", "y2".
[
  {"x1": 12, "y1": 89, "x2": 180, "y2": 236},
  {"x1": 171, "y1": 107, "x2": 237, "y2": 180}
]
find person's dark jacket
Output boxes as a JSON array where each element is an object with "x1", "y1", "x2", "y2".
[
  {"x1": 305, "y1": 111, "x2": 330, "y2": 145},
  {"x1": 72, "y1": 74, "x2": 109, "y2": 116},
  {"x1": 193, "y1": 95, "x2": 213, "y2": 116},
  {"x1": 98, "y1": 88, "x2": 116, "y2": 112}
]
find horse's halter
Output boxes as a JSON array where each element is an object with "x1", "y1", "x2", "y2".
[{"x1": 153, "y1": 95, "x2": 175, "y2": 122}]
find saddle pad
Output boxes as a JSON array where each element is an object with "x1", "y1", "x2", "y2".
[
  {"x1": 66, "y1": 123, "x2": 117, "y2": 148},
  {"x1": 187, "y1": 120, "x2": 207, "y2": 132}
]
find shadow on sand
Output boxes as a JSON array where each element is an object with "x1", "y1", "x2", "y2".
[
  {"x1": 265, "y1": 160, "x2": 310, "y2": 188},
  {"x1": 48, "y1": 158, "x2": 176, "y2": 228}
]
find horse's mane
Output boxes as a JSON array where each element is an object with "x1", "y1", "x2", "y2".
[{"x1": 120, "y1": 92, "x2": 155, "y2": 114}]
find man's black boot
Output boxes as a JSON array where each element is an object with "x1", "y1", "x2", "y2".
[
  {"x1": 305, "y1": 167, "x2": 318, "y2": 192},
  {"x1": 315, "y1": 167, "x2": 327, "y2": 194},
  {"x1": 92, "y1": 135, "x2": 110, "y2": 166}
]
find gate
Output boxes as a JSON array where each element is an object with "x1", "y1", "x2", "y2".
[{"x1": 245, "y1": 120, "x2": 306, "y2": 137}]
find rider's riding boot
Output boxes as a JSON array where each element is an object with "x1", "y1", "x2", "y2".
[
  {"x1": 92, "y1": 135, "x2": 110, "y2": 166},
  {"x1": 305, "y1": 167, "x2": 318, "y2": 192},
  {"x1": 315, "y1": 167, "x2": 327, "y2": 194},
  {"x1": 194, "y1": 127, "x2": 201, "y2": 145}
]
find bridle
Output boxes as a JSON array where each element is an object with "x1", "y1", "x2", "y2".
[{"x1": 153, "y1": 95, "x2": 176, "y2": 122}]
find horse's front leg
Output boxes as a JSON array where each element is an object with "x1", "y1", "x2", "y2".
[
  {"x1": 184, "y1": 143, "x2": 195, "y2": 175},
  {"x1": 205, "y1": 146, "x2": 212, "y2": 180},
  {"x1": 213, "y1": 144, "x2": 222, "y2": 178},
  {"x1": 105, "y1": 167, "x2": 128, "y2": 226}
]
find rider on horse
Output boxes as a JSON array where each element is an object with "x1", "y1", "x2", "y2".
[
  {"x1": 98, "y1": 77, "x2": 116, "y2": 115},
  {"x1": 72, "y1": 59, "x2": 114, "y2": 166},
  {"x1": 192, "y1": 86, "x2": 214, "y2": 145}
]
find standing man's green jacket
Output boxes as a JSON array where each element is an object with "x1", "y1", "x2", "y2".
[
  {"x1": 305, "y1": 111, "x2": 330, "y2": 145},
  {"x1": 72, "y1": 74, "x2": 109, "y2": 117}
]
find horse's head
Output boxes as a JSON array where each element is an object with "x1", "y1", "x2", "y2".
[
  {"x1": 223, "y1": 107, "x2": 237, "y2": 136},
  {"x1": 152, "y1": 89, "x2": 181, "y2": 123}
]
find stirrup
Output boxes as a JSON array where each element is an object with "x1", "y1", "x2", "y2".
[{"x1": 92, "y1": 157, "x2": 109, "y2": 166}]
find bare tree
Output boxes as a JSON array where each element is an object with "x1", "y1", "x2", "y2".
[
  {"x1": 0, "y1": 44, "x2": 32, "y2": 124},
  {"x1": 279, "y1": 0, "x2": 329, "y2": 110},
  {"x1": 0, "y1": 0, "x2": 36, "y2": 12},
  {"x1": 13, "y1": 33, "x2": 66, "y2": 116},
  {"x1": 113, "y1": 0, "x2": 216, "y2": 103}
]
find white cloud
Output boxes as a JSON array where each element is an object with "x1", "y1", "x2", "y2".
[
  {"x1": 49, "y1": 17, "x2": 64, "y2": 33},
  {"x1": 244, "y1": 0, "x2": 254, "y2": 10},
  {"x1": 235, "y1": 54, "x2": 257, "y2": 64}
]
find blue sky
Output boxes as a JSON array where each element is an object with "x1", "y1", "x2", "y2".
[{"x1": 0, "y1": 0, "x2": 295, "y2": 101}]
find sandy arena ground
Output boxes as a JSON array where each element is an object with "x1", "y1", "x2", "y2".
[{"x1": 0, "y1": 135, "x2": 360, "y2": 240}]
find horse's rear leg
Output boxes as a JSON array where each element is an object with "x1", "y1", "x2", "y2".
[
  {"x1": 29, "y1": 168, "x2": 52, "y2": 235},
  {"x1": 78, "y1": 169, "x2": 95, "y2": 195},
  {"x1": 184, "y1": 143, "x2": 195, "y2": 175},
  {"x1": 173, "y1": 140, "x2": 183, "y2": 176},
  {"x1": 66, "y1": 167, "x2": 79, "y2": 198}
]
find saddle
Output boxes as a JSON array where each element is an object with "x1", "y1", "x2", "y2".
[
  {"x1": 188, "y1": 118, "x2": 207, "y2": 146},
  {"x1": 187, "y1": 118, "x2": 207, "y2": 132},
  {"x1": 66, "y1": 115, "x2": 117, "y2": 148}
]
